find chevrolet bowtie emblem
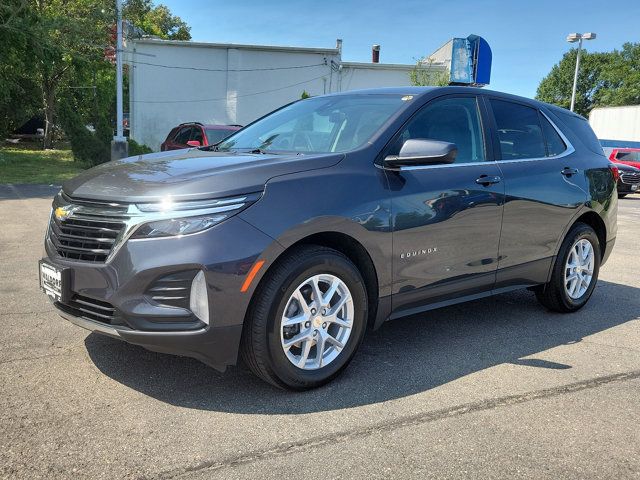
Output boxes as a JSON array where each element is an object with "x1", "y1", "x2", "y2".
[{"x1": 54, "y1": 206, "x2": 72, "y2": 221}]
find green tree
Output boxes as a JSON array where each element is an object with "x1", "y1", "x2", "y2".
[
  {"x1": 30, "y1": 0, "x2": 114, "y2": 148},
  {"x1": 536, "y1": 43, "x2": 640, "y2": 117},
  {"x1": 123, "y1": 0, "x2": 191, "y2": 40},
  {"x1": 0, "y1": 0, "x2": 190, "y2": 152},
  {"x1": 409, "y1": 57, "x2": 450, "y2": 87},
  {"x1": 0, "y1": 0, "x2": 40, "y2": 139},
  {"x1": 596, "y1": 43, "x2": 640, "y2": 107}
]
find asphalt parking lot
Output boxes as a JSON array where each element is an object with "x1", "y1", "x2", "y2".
[{"x1": 1, "y1": 184, "x2": 639, "y2": 479}]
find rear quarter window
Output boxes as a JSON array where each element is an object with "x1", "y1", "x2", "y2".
[{"x1": 556, "y1": 112, "x2": 604, "y2": 156}]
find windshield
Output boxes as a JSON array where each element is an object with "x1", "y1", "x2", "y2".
[
  {"x1": 217, "y1": 94, "x2": 411, "y2": 154},
  {"x1": 616, "y1": 151, "x2": 640, "y2": 162},
  {"x1": 205, "y1": 128, "x2": 235, "y2": 145}
]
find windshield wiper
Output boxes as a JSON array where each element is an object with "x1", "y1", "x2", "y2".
[{"x1": 199, "y1": 144, "x2": 219, "y2": 151}]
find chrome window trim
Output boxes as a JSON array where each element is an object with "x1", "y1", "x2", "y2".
[
  {"x1": 378, "y1": 108, "x2": 576, "y2": 172},
  {"x1": 51, "y1": 192, "x2": 260, "y2": 263}
]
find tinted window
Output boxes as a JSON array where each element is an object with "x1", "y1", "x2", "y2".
[
  {"x1": 491, "y1": 99, "x2": 545, "y2": 160},
  {"x1": 540, "y1": 114, "x2": 566, "y2": 156},
  {"x1": 205, "y1": 129, "x2": 233, "y2": 145},
  {"x1": 557, "y1": 111, "x2": 604, "y2": 156},
  {"x1": 389, "y1": 96, "x2": 486, "y2": 163},
  {"x1": 191, "y1": 127, "x2": 204, "y2": 145},
  {"x1": 615, "y1": 151, "x2": 640, "y2": 162},
  {"x1": 174, "y1": 127, "x2": 193, "y2": 144}
]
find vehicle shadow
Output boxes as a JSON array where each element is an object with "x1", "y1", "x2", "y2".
[{"x1": 84, "y1": 280, "x2": 638, "y2": 413}]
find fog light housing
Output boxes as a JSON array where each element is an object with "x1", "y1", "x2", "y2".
[{"x1": 190, "y1": 270, "x2": 209, "y2": 325}]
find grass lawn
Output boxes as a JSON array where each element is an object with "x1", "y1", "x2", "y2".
[{"x1": 0, "y1": 145, "x2": 85, "y2": 184}]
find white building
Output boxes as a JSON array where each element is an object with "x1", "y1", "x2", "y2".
[
  {"x1": 126, "y1": 39, "x2": 446, "y2": 150},
  {"x1": 589, "y1": 105, "x2": 640, "y2": 142}
]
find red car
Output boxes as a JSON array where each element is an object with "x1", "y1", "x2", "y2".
[
  {"x1": 160, "y1": 122, "x2": 241, "y2": 151},
  {"x1": 608, "y1": 147, "x2": 640, "y2": 169}
]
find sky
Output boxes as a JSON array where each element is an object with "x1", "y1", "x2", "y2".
[{"x1": 161, "y1": 0, "x2": 639, "y2": 98}]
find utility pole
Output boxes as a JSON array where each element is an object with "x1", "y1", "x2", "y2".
[{"x1": 111, "y1": 0, "x2": 128, "y2": 160}]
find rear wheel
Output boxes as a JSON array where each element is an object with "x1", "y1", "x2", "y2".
[
  {"x1": 241, "y1": 245, "x2": 368, "y2": 390},
  {"x1": 535, "y1": 223, "x2": 600, "y2": 313}
]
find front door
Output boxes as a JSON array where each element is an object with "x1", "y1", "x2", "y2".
[{"x1": 386, "y1": 95, "x2": 505, "y2": 316}]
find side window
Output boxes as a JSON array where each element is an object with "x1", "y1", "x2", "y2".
[
  {"x1": 539, "y1": 114, "x2": 567, "y2": 156},
  {"x1": 490, "y1": 99, "x2": 545, "y2": 160},
  {"x1": 557, "y1": 111, "x2": 604, "y2": 156},
  {"x1": 191, "y1": 127, "x2": 204, "y2": 144},
  {"x1": 389, "y1": 96, "x2": 486, "y2": 163},
  {"x1": 175, "y1": 127, "x2": 192, "y2": 145}
]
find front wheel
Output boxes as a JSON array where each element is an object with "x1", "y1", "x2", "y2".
[
  {"x1": 241, "y1": 245, "x2": 368, "y2": 390},
  {"x1": 535, "y1": 223, "x2": 600, "y2": 313}
]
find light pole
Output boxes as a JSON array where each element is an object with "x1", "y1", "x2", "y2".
[
  {"x1": 111, "y1": 0, "x2": 128, "y2": 160},
  {"x1": 567, "y1": 32, "x2": 596, "y2": 112}
]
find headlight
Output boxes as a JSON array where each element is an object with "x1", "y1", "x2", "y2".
[
  {"x1": 130, "y1": 193, "x2": 260, "y2": 239},
  {"x1": 131, "y1": 213, "x2": 230, "y2": 238}
]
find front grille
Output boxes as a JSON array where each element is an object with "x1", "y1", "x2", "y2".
[
  {"x1": 56, "y1": 294, "x2": 122, "y2": 325},
  {"x1": 620, "y1": 172, "x2": 640, "y2": 185},
  {"x1": 49, "y1": 196, "x2": 128, "y2": 262},
  {"x1": 145, "y1": 270, "x2": 196, "y2": 309}
]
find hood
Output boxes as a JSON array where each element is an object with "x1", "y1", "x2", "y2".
[
  {"x1": 614, "y1": 160, "x2": 640, "y2": 171},
  {"x1": 62, "y1": 149, "x2": 344, "y2": 202}
]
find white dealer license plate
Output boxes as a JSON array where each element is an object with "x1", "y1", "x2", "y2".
[{"x1": 40, "y1": 261, "x2": 65, "y2": 302}]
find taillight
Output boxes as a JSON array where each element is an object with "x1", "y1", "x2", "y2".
[{"x1": 610, "y1": 164, "x2": 620, "y2": 182}]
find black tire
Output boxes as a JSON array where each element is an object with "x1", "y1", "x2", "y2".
[
  {"x1": 240, "y1": 245, "x2": 368, "y2": 390},
  {"x1": 535, "y1": 222, "x2": 601, "y2": 313}
]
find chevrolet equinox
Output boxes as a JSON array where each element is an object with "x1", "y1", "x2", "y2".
[{"x1": 40, "y1": 87, "x2": 617, "y2": 390}]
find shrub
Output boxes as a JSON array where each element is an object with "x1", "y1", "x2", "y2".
[
  {"x1": 128, "y1": 139, "x2": 153, "y2": 156},
  {"x1": 58, "y1": 99, "x2": 110, "y2": 166}
]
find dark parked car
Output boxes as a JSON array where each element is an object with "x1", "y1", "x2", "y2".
[
  {"x1": 40, "y1": 87, "x2": 617, "y2": 390},
  {"x1": 611, "y1": 162, "x2": 640, "y2": 197},
  {"x1": 160, "y1": 122, "x2": 241, "y2": 151}
]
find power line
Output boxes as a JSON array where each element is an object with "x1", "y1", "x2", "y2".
[
  {"x1": 131, "y1": 74, "x2": 327, "y2": 104},
  {"x1": 127, "y1": 59, "x2": 327, "y2": 72}
]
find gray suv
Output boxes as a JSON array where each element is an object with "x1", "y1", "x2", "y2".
[{"x1": 40, "y1": 87, "x2": 617, "y2": 390}]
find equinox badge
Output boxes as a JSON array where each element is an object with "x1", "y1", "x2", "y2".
[{"x1": 400, "y1": 247, "x2": 438, "y2": 259}]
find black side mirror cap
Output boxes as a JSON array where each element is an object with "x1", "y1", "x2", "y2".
[{"x1": 384, "y1": 139, "x2": 457, "y2": 167}]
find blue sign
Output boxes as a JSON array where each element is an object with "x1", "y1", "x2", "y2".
[{"x1": 448, "y1": 35, "x2": 492, "y2": 86}]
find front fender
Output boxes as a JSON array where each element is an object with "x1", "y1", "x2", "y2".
[{"x1": 238, "y1": 162, "x2": 393, "y2": 298}]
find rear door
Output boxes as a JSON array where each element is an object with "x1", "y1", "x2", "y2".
[
  {"x1": 484, "y1": 97, "x2": 589, "y2": 288},
  {"x1": 388, "y1": 95, "x2": 505, "y2": 316}
]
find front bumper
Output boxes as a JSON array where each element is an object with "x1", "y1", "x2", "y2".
[
  {"x1": 42, "y1": 216, "x2": 282, "y2": 370},
  {"x1": 617, "y1": 180, "x2": 639, "y2": 193}
]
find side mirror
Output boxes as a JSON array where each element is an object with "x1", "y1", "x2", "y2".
[
  {"x1": 384, "y1": 139, "x2": 457, "y2": 167},
  {"x1": 186, "y1": 140, "x2": 201, "y2": 147}
]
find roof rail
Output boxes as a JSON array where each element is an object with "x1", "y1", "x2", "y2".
[{"x1": 178, "y1": 121, "x2": 203, "y2": 126}]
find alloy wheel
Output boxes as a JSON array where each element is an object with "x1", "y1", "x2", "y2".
[
  {"x1": 280, "y1": 274, "x2": 354, "y2": 370},
  {"x1": 564, "y1": 238, "x2": 595, "y2": 299}
]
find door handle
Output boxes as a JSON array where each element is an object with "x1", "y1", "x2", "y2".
[
  {"x1": 561, "y1": 167, "x2": 579, "y2": 177},
  {"x1": 475, "y1": 175, "x2": 502, "y2": 186}
]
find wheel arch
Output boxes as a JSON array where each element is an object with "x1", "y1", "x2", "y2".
[
  {"x1": 573, "y1": 211, "x2": 607, "y2": 259},
  {"x1": 250, "y1": 231, "x2": 381, "y2": 330}
]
